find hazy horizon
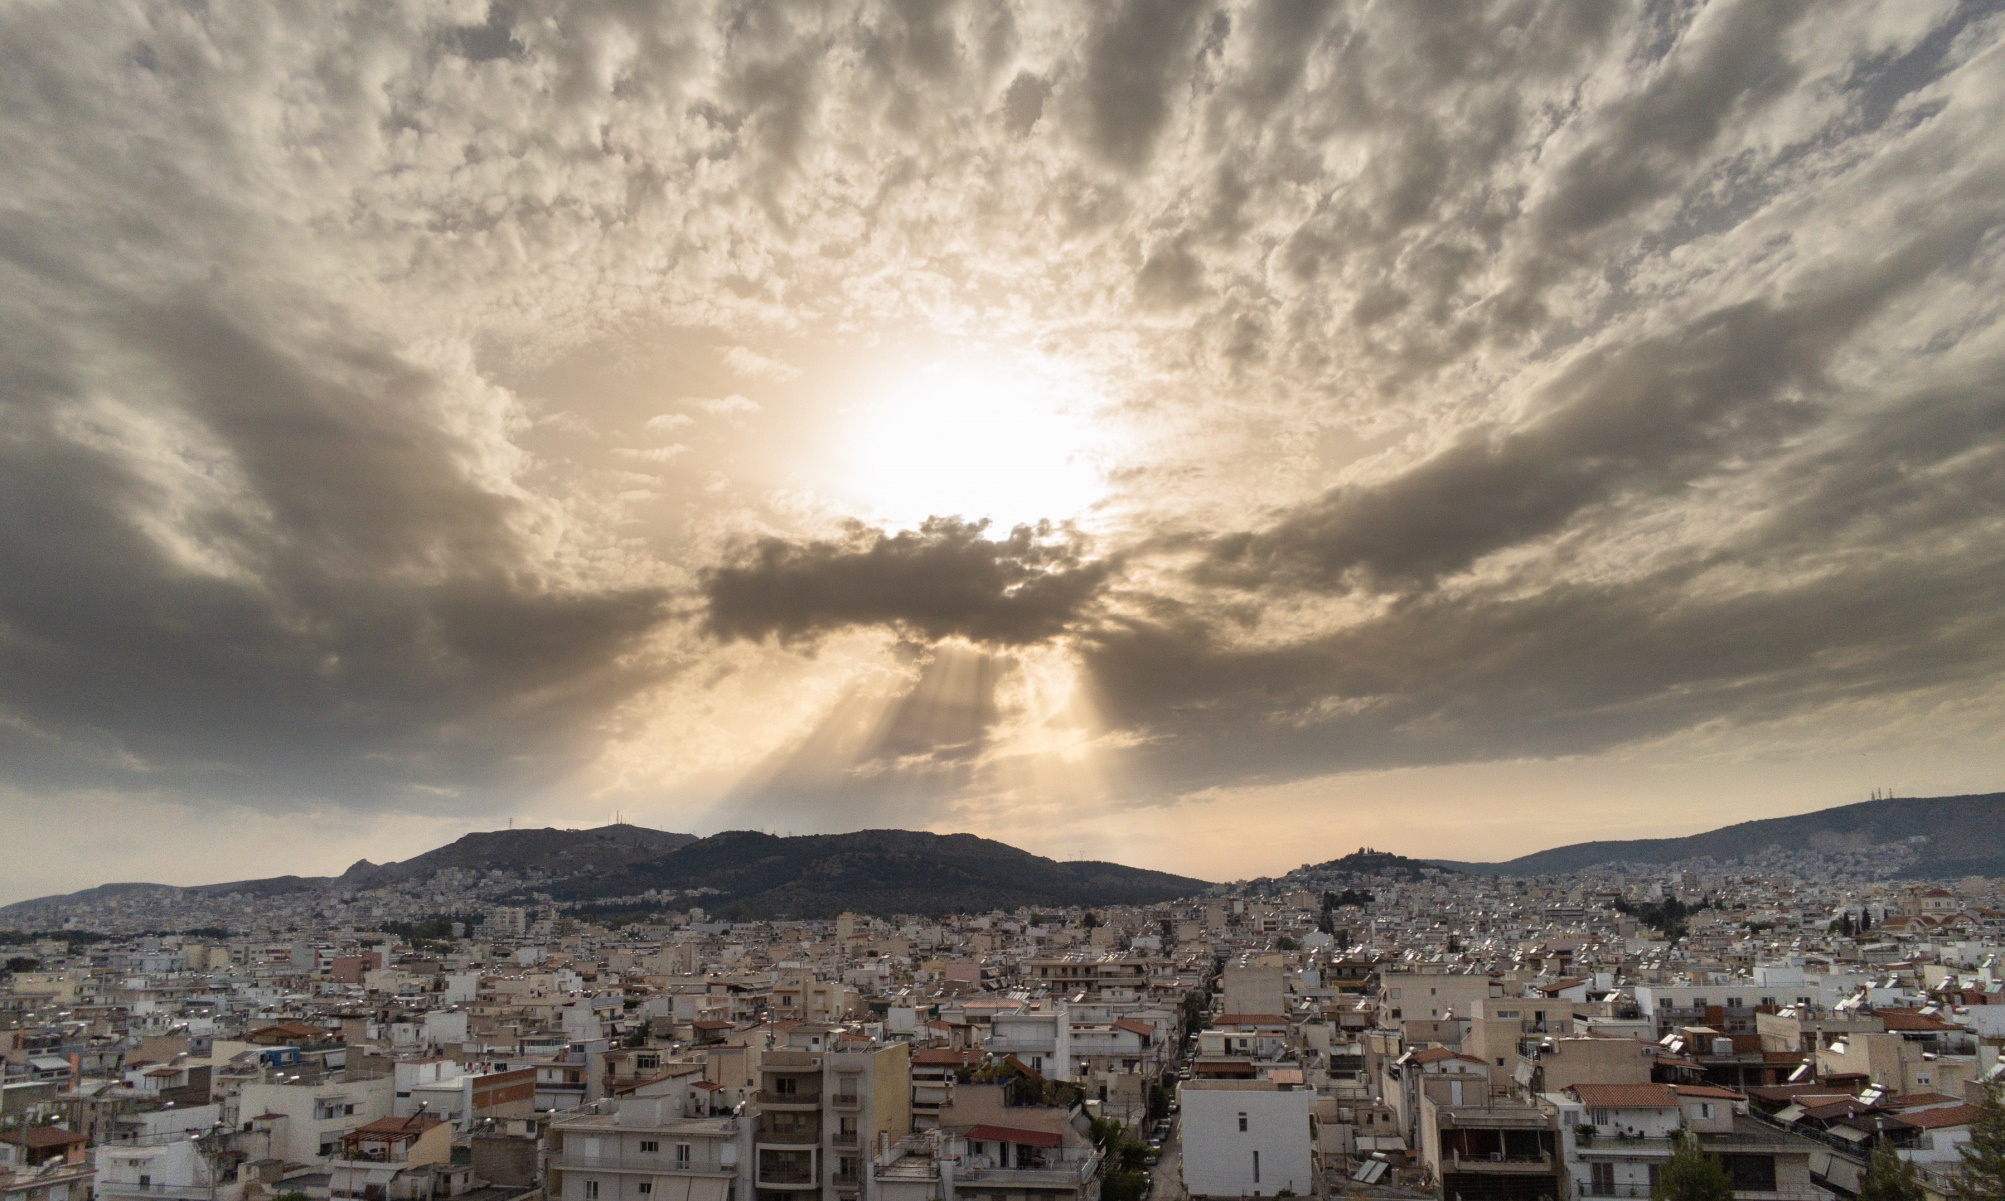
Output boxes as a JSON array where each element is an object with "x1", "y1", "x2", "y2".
[{"x1": 6, "y1": 0, "x2": 2005, "y2": 904}]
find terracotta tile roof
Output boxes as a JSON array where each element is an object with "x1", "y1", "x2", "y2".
[
  {"x1": 1570, "y1": 1083, "x2": 1681, "y2": 1109},
  {"x1": 1893, "y1": 1105, "x2": 1981, "y2": 1130},
  {"x1": 2, "y1": 1128, "x2": 89, "y2": 1149}
]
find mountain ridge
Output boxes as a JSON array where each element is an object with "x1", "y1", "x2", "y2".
[
  {"x1": 1429, "y1": 793, "x2": 2005, "y2": 878},
  {"x1": 0, "y1": 824, "x2": 1209, "y2": 922}
]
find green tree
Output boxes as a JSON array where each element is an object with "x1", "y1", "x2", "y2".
[
  {"x1": 1858, "y1": 1142, "x2": 1925, "y2": 1201},
  {"x1": 1276, "y1": 935, "x2": 1299, "y2": 951},
  {"x1": 1654, "y1": 1134, "x2": 1731, "y2": 1201},
  {"x1": 1947, "y1": 1084, "x2": 2005, "y2": 1201},
  {"x1": 1083, "y1": 912, "x2": 1101, "y2": 929}
]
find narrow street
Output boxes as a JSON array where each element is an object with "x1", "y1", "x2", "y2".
[{"x1": 1148, "y1": 1113, "x2": 1183, "y2": 1201}]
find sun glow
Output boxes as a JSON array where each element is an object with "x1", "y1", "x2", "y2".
[{"x1": 840, "y1": 359, "x2": 1106, "y2": 534}]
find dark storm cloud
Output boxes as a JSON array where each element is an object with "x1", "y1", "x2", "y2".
[
  {"x1": 1203, "y1": 203, "x2": 2005, "y2": 595},
  {"x1": 1074, "y1": 0, "x2": 1214, "y2": 171},
  {"x1": 703, "y1": 518, "x2": 1114, "y2": 647},
  {"x1": 5, "y1": 0, "x2": 2005, "y2": 871},
  {"x1": 0, "y1": 291, "x2": 671, "y2": 806}
]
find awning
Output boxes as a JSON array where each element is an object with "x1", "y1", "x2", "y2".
[
  {"x1": 967, "y1": 1124, "x2": 1061, "y2": 1148},
  {"x1": 686, "y1": 1177, "x2": 730, "y2": 1201}
]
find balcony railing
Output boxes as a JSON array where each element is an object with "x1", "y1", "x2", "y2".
[
  {"x1": 831, "y1": 1132, "x2": 859, "y2": 1148},
  {"x1": 754, "y1": 1166, "x2": 816, "y2": 1186},
  {"x1": 757, "y1": 1090, "x2": 822, "y2": 1107},
  {"x1": 756, "y1": 1129, "x2": 821, "y2": 1147},
  {"x1": 97, "y1": 1184, "x2": 218, "y2": 1200},
  {"x1": 956, "y1": 1156, "x2": 1100, "y2": 1188},
  {"x1": 829, "y1": 1092, "x2": 860, "y2": 1109},
  {"x1": 1448, "y1": 1152, "x2": 1553, "y2": 1173}
]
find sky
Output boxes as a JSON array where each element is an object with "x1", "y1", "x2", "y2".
[{"x1": 5, "y1": 0, "x2": 2005, "y2": 903}]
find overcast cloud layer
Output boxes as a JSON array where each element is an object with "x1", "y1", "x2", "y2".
[{"x1": 5, "y1": 0, "x2": 2005, "y2": 898}]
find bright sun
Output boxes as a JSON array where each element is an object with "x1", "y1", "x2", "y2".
[{"x1": 840, "y1": 358, "x2": 1105, "y2": 534}]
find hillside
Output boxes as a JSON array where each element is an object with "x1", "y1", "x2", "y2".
[
  {"x1": 0, "y1": 825, "x2": 1206, "y2": 924},
  {"x1": 1298, "y1": 848, "x2": 1452, "y2": 882},
  {"x1": 547, "y1": 828, "x2": 1211, "y2": 919},
  {"x1": 336, "y1": 823, "x2": 698, "y2": 888},
  {"x1": 0, "y1": 823, "x2": 699, "y2": 921},
  {"x1": 1434, "y1": 793, "x2": 2005, "y2": 878}
]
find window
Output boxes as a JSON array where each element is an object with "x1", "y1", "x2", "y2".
[
  {"x1": 585, "y1": 1182, "x2": 599, "y2": 1200},
  {"x1": 637, "y1": 1185, "x2": 651, "y2": 1195},
  {"x1": 1591, "y1": 1162, "x2": 1614, "y2": 1193},
  {"x1": 1698, "y1": 1103, "x2": 1712, "y2": 1119},
  {"x1": 1252, "y1": 1149, "x2": 1261, "y2": 1183},
  {"x1": 1238, "y1": 1112, "x2": 1249, "y2": 1132},
  {"x1": 1590, "y1": 1108, "x2": 1610, "y2": 1127},
  {"x1": 675, "y1": 1145, "x2": 691, "y2": 1168},
  {"x1": 639, "y1": 1142, "x2": 658, "y2": 1154},
  {"x1": 774, "y1": 1077, "x2": 797, "y2": 1096}
]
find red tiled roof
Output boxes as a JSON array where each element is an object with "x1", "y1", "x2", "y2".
[
  {"x1": 1893, "y1": 1105, "x2": 1981, "y2": 1130},
  {"x1": 1570, "y1": 1084, "x2": 1681, "y2": 1109},
  {"x1": 1671, "y1": 1085, "x2": 1743, "y2": 1100},
  {"x1": 2, "y1": 1128, "x2": 89, "y2": 1149},
  {"x1": 967, "y1": 1124, "x2": 1061, "y2": 1148}
]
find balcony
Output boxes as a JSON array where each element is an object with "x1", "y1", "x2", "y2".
[
  {"x1": 756, "y1": 1128, "x2": 821, "y2": 1147},
  {"x1": 757, "y1": 1089, "x2": 822, "y2": 1108},
  {"x1": 955, "y1": 1155, "x2": 1100, "y2": 1190},
  {"x1": 829, "y1": 1092, "x2": 860, "y2": 1109},
  {"x1": 830, "y1": 1132, "x2": 859, "y2": 1149},
  {"x1": 97, "y1": 1185, "x2": 218, "y2": 1201},
  {"x1": 1448, "y1": 1152, "x2": 1554, "y2": 1173}
]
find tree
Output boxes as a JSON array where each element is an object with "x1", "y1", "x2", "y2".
[
  {"x1": 1859, "y1": 1142, "x2": 1925, "y2": 1201},
  {"x1": 1946, "y1": 1083, "x2": 2005, "y2": 1201},
  {"x1": 3, "y1": 957, "x2": 38, "y2": 974},
  {"x1": 1083, "y1": 912, "x2": 1101, "y2": 929},
  {"x1": 1276, "y1": 935, "x2": 1299, "y2": 951},
  {"x1": 1654, "y1": 1134, "x2": 1731, "y2": 1201}
]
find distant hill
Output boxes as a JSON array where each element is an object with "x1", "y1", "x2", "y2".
[
  {"x1": 1434, "y1": 793, "x2": 2005, "y2": 878},
  {"x1": 335, "y1": 824, "x2": 698, "y2": 889},
  {"x1": 0, "y1": 825, "x2": 1206, "y2": 924},
  {"x1": 0, "y1": 823, "x2": 699, "y2": 921},
  {"x1": 1295, "y1": 847, "x2": 1452, "y2": 882},
  {"x1": 546, "y1": 828, "x2": 1210, "y2": 919}
]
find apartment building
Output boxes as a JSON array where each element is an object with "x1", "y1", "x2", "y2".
[
  {"x1": 1543, "y1": 1082, "x2": 1824, "y2": 1199},
  {"x1": 234, "y1": 1070, "x2": 394, "y2": 1165},
  {"x1": 1378, "y1": 970, "x2": 1500, "y2": 1024},
  {"x1": 1177, "y1": 1080, "x2": 1314, "y2": 1199},
  {"x1": 549, "y1": 1098, "x2": 742, "y2": 1201},
  {"x1": 94, "y1": 1133, "x2": 239, "y2": 1201},
  {"x1": 754, "y1": 1037, "x2": 910, "y2": 1201}
]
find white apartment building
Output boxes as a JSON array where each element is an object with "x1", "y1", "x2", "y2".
[
  {"x1": 551, "y1": 1098, "x2": 743, "y2": 1201},
  {"x1": 1177, "y1": 1080, "x2": 1315, "y2": 1199},
  {"x1": 95, "y1": 1133, "x2": 240, "y2": 1201},
  {"x1": 235, "y1": 1071, "x2": 394, "y2": 1165}
]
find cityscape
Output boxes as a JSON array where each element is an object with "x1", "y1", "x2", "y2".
[{"x1": 7, "y1": 2, "x2": 2005, "y2": 1201}]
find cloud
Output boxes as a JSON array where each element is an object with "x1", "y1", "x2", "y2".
[
  {"x1": 0, "y1": 290, "x2": 674, "y2": 812},
  {"x1": 722, "y1": 348, "x2": 800, "y2": 383},
  {"x1": 693, "y1": 394, "x2": 762, "y2": 416},
  {"x1": 3, "y1": 0, "x2": 2005, "y2": 891},
  {"x1": 703, "y1": 518, "x2": 1115, "y2": 647}
]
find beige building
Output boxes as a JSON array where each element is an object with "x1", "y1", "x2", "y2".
[{"x1": 549, "y1": 1097, "x2": 742, "y2": 1201}]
